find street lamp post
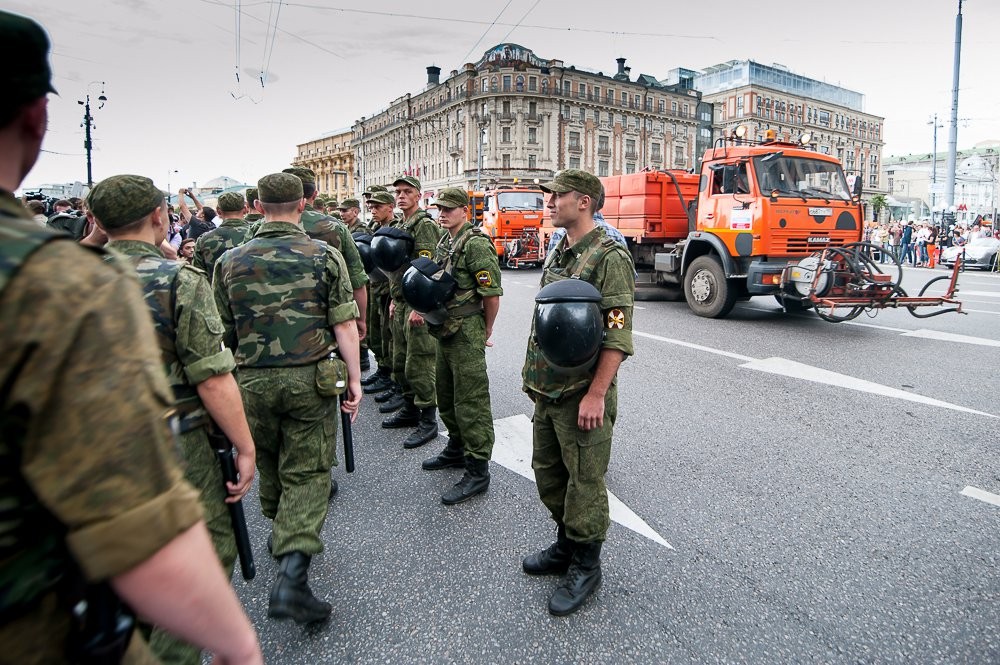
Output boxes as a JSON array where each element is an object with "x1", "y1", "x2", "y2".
[
  {"x1": 473, "y1": 110, "x2": 490, "y2": 191},
  {"x1": 78, "y1": 81, "x2": 107, "y2": 189},
  {"x1": 167, "y1": 169, "x2": 178, "y2": 202}
]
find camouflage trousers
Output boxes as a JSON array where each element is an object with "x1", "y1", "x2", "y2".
[
  {"x1": 390, "y1": 298, "x2": 437, "y2": 409},
  {"x1": 149, "y1": 426, "x2": 236, "y2": 665},
  {"x1": 436, "y1": 315, "x2": 494, "y2": 461},
  {"x1": 238, "y1": 365, "x2": 336, "y2": 556},
  {"x1": 531, "y1": 383, "x2": 617, "y2": 543},
  {"x1": 369, "y1": 289, "x2": 390, "y2": 368}
]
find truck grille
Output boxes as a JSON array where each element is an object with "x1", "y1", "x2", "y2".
[{"x1": 771, "y1": 233, "x2": 854, "y2": 256}]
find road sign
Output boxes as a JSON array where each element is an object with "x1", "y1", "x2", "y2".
[{"x1": 929, "y1": 183, "x2": 946, "y2": 195}]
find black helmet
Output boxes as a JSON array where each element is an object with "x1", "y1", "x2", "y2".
[
  {"x1": 533, "y1": 279, "x2": 604, "y2": 372},
  {"x1": 371, "y1": 226, "x2": 414, "y2": 272},
  {"x1": 401, "y1": 257, "x2": 457, "y2": 325},
  {"x1": 352, "y1": 232, "x2": 375, "y2": 274}
]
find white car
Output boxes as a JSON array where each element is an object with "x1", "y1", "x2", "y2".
[{"x1": 940, "y1": 236, "x2": 999, "y2": 271}]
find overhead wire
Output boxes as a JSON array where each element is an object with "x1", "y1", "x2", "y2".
[
  {"x1": 497, "y1": 0, "x2": 542, "y2": 44},
  {"x1": 457, "y1": 0, "x2": 515, "y2": 67}
]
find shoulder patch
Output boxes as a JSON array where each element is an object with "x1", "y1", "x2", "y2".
[
  {"x1": 476, "y1": 270, "x2": 493, "y2": 286},
  {"x1": 418, "y1": 249, "x2": 433, "y2": 259},
  {"x1": 607, "y1": 308, "x2": 625, "y2": 329}
]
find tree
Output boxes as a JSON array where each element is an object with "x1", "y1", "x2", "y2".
[{"x1": 870, "y1": 193, "x2": 888, "y2": 223}]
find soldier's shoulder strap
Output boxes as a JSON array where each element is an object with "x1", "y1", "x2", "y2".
[
  {"x1": 0, "y1": 217, "x2": 70, "y2": 295},
  {"x1": 570, "y1": 231, "x2": 620, "y2": 282}
]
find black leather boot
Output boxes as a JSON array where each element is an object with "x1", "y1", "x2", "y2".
[
  {"x1": 547, "y1": 541, "x2": 602, "y2": 617},
  {"x1": 402, "y1": 407, "x2": 439, "y2": 449},
  {"x1": 381, "y1": 398, "x2": 419, "y2": 428},
  {"x1": 268, "y1": 552, "x2": 332, "y2": 624},
  {"x1": 361, "y1": 366, "x2": 388, "y2": 387},
  {"x1": 377, "y1": 389, "x2": 405, "y2": 414},
  {"x1": 441, "y1": 457, "x2": 490, "y2": 505},
  {"x1": 372, "y1": 381, "x2": 398, "y2": 400},
  {"x1": 329, "y1": 476, "x2": 338, "y2": 499},
  {"x1": 421, "y1": 437, "x2": 465, "y2": 470},
  {"x1": 522, "y1": 524, "x2": 573, "y2": 575}
]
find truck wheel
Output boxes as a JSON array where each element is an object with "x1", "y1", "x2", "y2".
[{"x1": 684, "y1": 256, "x2": 737, "y2": 318}]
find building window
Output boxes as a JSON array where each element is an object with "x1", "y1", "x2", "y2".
[
  {"x1": 579, "y1": 82, "x2": 587, "y2": 97},
  {"x1": 593, "y1": 85, "x2": 600, "y2": 100},
  {"x1": 503, "y1": 75, "x2": 511, "y2": 91},
  {"x1": 598, "y1": 135, "x2": 609, "y2": 155},
  {"x1": 634, "y1": 94, "x2": 640, "y2": 108},
  {"x1": 541, "y1": 79, "x2": 548, "y2": 94},
  {"x1": 579, "y1": 107, "x2": 586, "y2": 122},
  {"x1": 502, "y1": 126, "x2": 511, "y2": 143},
  {"x1": 569, "y1": 157, "x2": 581, "y2": 169},
  {"x1": 645, "y1": 98, "x2": 652, "y2": 111},
  {"x1": 516, "y1": 75, "x2": 524, "y2": 91},
  {"x1": 569, "y1": 131, "x2": 581, "y2": 151},
  {"x1": 658, "y1": 99, "x2": 665, "y2": 113},
  {"x1": 683, "y1": 103, "x2": 689, "y2": 117},
  {"x1": 598, "y1": 160, "x2": 609, "y2": 177},
  {"x1": 528, "y1": 127, "x2": 537, "y2": 144},
  {"x1": 625, "y1": 139, "x2": 636, "y2": 159},
  {"x1": 651, "y1": 143, "x2": 661, "y2": 161},
  {"x1": 606, "y1": 89, "x2": 614, "y2": 103},
  {"x1": 621, "y1": 91, "x2": 628, "y2": 106},
  {"x1": 502, "y1": 154, "x2": 511, "y2": 169},
  {"x1": 481, "y1": 77, "x2": 488, "y2": 92},
  {"x1": 529, "y1": 76, "x2": 537, "y2": 91},
  {"x1": 625, "y1": 162, "x2": 635, "y2": 174},
  {"x1": 671, "y1": 100, "x2": 678, "y2": 113},
  {"x1": 675, "y1": 145, "x2": 685, "y2": 167},
  {"x1": 528, "y1": 154, "x2": 536, "y2": 169}
]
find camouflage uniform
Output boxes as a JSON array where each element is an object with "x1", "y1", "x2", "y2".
[
  {"x1": 389, "y1": 208, "x2": 443, "y2": 408},
  {"x1": 193, "y1": 217, "x2": 256, "y2": 281},
  {"x1": 300, "y1": 204, "x2": 369, "y2": 292},
  {"x1": 431, "y1": 223, "x2": 503, "y2": 461},
  {"x1": 214, "y1": 220, "x2": 357, "y2": 556},
  {"x1": 106, "y1": 240, "x2": 237, "y2": 665},
  {"x1": 0, "y1": 192, "x2": 202, "y2": 664},
  {"x1": 366, "y1": 193, "x2": 397, "y2": 374},
  {"x1": 522, "y1": 226, "x2": 635, "y2": 543}
]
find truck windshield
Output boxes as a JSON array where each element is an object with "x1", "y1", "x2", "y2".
[
  {"x1": 753, "y1": 156, "x2": 851, "y2": 201},
  {"x1": 498, "y1": 191, "x2": 544, "y2": 211}
]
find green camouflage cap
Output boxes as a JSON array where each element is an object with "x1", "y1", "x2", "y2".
[
  {"x1": 0, "y1": 11, "x2": 57, "y2": 112},
  {"x1": 282, "y1": 166, "x2": 316, "y2": 184},
  {"x1": 364, "y1": 184, "x2": 388, "y2": 196},
  {"x1": 258, "y1": 173, "x2": 304, "y2": 203},
  {"x1": 330, "y1": 210, "x2": 343, "y2": 220},
  {"x1": 217, "y1": 191, "x2": 246, "y2": 212},
  {"x1": 86, "y1": 175, "x2": 164, "y2": 230},
  {"x1": 539, "y1": 168, "x2": 603, "y2": 202},
  {"x1": 325, "y1": 199, "x2": 339, "y2": 208},
  {"x1": 393, "y1": 175, "x2": 421, "y2": 190},
  {"x1": 338, "y1": 198, "x2": 360, "y2": 210},
  {"x1": 245, "y1": 187, "x2": 259, "y2": 205},
  {"x1": 368, "y1": 191, "x2": 395, "y2": 205},
  {"x1": 431, "y1": 188, "x2": 469, "y2": 209}
]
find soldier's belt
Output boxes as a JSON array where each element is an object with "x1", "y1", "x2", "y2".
[{"x1": 447, "y1": 300, "x2": 484, "y2": 317}]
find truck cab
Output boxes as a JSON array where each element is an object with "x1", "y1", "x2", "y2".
[{"x1": 481, "y1": 185, "x2": 546, "y2": 266}]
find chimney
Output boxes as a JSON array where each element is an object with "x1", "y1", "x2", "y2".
[
  {"x1": 616, "y1": 57, "x2": 626, "y2": 76},
  {"x1": 426, "y1": 65, "x2": 441, "y2": 86}
]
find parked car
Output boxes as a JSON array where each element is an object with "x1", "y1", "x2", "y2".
[{"x1": 940, "y1": 236, "x2": 1000, "y2": 271}]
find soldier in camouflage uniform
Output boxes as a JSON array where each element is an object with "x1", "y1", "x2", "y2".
[
  {"x1": 381, "y1": 175, "x2": 444, "y2": 448},
  {"x1": 361, "y1": 190, "x2": 397, "y2": 394},
  {"x1": 419, "y1": 188, "x2": 503, "y2": 504},
  {"x1": 339, "y1": 198, "x2": 365, "y2": 234},
  {"x1": 193, "y1": 190, "x2": 256, "y2": 281},
  {"x1": 0, "y1": 11, "x2": 261, "y2": 662},
  {"x1": 214, "y1": 172, "x2": 362, "y2": 625},
  {"x1": 283, "y1": 166, "x2": 370, "y2": 371},
  {"x1": 88, "y1": 175, "x2": 258, "y2": 665},
  {"x1": 244, "y1": 187, "x2": 264, "y2": 225},
  {"x1": 521, "y1": 170, "x2": 635, "y2": 617}
]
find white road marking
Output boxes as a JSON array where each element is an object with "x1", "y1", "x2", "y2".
[
  {"x1": 964, "y1": 308, "x2": 1000, "y2": 316},
  {"x1": 491, "y1": 414, "x2": 673, "y2": 549},
  {"x1": 634, "y1": 305, "x2": 647, "y2": 310},
  {"x1": 634, "y1": 330, "x2": 754, "y2": 362},
  {"x1": 960, "y1": 290, "x2": 1000, "y2": 298},
  {"x1": 741, "y1": 357, "x2": 997, "y2": 418},
  {"x1": 961, "y1": 486, "x2": 1000, "y2": 508},
  {"x1": 843, "y1": 321, "x2": 911, "y2": 333},
  {"x1": 901, "y1": 329, "x2": 1000, "y2": 348}
]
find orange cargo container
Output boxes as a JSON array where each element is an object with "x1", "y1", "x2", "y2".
[{"x1": 604, "y1": 171, "x2": 699, "y2": 244}]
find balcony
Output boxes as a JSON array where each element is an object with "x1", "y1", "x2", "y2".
[
  {"x1": 625, "y1": 150, "x2": 638, "y2": 160},
  {"x1": 525, "y1": 112, "x2": 540, "y2": 122},
  {"x1": 651, "y1": 152, "x2": 662, "y2": 163},
  {"x1": 448, "y1": 145, "x2": 462, "y2": 157},
  {"x1": 597, "y1": 146, "x2": 611, "y2": 156},
  {"x1": 568, "y1": 142, "x2": 583, "y2": 153}
]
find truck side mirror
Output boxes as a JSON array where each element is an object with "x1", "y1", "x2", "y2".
[{"x1": 852, "y1": 175, "x2": 863, "y2": 197}]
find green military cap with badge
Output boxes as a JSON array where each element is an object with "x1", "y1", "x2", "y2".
[
  {"x1": 217, "y1": 191, "x2": 246, "y2": 212},
  {"x1": 282, "y1": 166, "x2": 316, "y2": 184},
  {"x1": 338, "y1": 198, "x2": 360, "y2": 210},
  {"x1": 258, "y1": 173, "x2": 304, "y2": 203},
  {"x1": 431, "y1": 188, "x2": 469, "y2": 209},
  {"x1": 539, "y1": 168, "x2": 603, "y2": 202},
  {"x1": 0, "y1": 10, "x2": 57, "y2": 114},
  {"x1": 393, "y1": 175, "x2": 421, "y2": 190},
  {"x1": 86, "y1": 175, "x2": 165, "y2": 229},
  {"x1": 368, "y1": 192, "x2": 395, "y2": 206},
  {"x1": 363, "y1": 184, "x2": 389, "y2": 196}
]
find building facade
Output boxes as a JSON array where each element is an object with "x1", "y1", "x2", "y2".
[
  {"x1": 293, "y1": 128, "x2": 355, "y2": 202},
  {"x1": 351, "y1": 44, "x2": 710, "y2": 202},
  {"x1": 692, "y1": 60, "x2": 885, "y2": 197}
]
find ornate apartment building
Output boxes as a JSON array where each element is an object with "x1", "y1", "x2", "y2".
[
  {"x1": 351, "y1": 44, "x2": 711, "y2": 201},
  {"x1": 690, "y1": 60, "x2": 886, "y2": 194},
  {"x1": 293, "y1": 128, "x2": 355, "y2": 202}
]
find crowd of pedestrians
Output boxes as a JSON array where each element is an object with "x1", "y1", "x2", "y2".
[{"x1": 865, "y1": 217, "x2": 996, "y2": 267}]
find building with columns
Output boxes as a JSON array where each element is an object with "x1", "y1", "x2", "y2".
[
  {"x1": 293, "y1": 128, "x2": 355, "y2": 202},
  {"x1": 351, "y1": 44, "x2": 711, "y2": 202},
  {"x1": 690, "y1": 60, "x2": 886, "y2": 198}
]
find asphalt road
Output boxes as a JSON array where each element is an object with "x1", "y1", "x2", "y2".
[{"x1": 232, "y1": 262, "x2": 1000, "y2": 664}]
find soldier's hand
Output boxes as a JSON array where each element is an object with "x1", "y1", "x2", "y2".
[
  {"x1": 577, "y1": 392, "x2": 605, "y2": 431},
  {"x1": 408, "y1": 310, "x2": 425, "y2": 327},
  {"x1": 356, "y1": 318, "x2": 367, "y2": 340},
  {"x1": 226, "y1": 450, "x2": 256, "y2": 503},
  {"x1": 389, "y1": 300, "x2": 396, "y2": 319},
  {"x1": 341, "y1": 383, "x2": 362, "y2": 422},
  {"x1": 485, "y1": 325, "x2": 494, "y2": 348}
]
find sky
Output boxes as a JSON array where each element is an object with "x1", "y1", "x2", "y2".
[{"x1": 11, "y1": 0, "x2": 1000, "y2": 194}]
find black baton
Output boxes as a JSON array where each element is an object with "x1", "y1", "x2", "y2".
[
  {"x1": 340, "y1": 394, "x2": 355, "y2": 473},
  {"x1": 207, "y1": 423, "x2": 256, "y2": 580}
]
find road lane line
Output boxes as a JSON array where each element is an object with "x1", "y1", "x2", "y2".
[
  {"x1": 961, "y1": 486, "x2": 1000, "y2": 508},
  {"x1": 843, "y1": 321, "x2": 911, "y2": 332},
  {"x1": 491, "y1": 414, "x2": 673, "y2": 549},
  {"x1": 959, "y1": 290, "x2": 1000, "y2": 298},
  {"x1": 633, "y1": 330, "x2": 755, "y2": 362},
  {"x1": 901, "y1": 329, "x2": 1000, "y2": 348}
]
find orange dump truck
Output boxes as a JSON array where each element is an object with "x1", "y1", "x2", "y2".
[
  {"x1": 544, "y1": 129, "x2": 865, "y2": 318},
  {"x1": 480, "y1": 185, "x2": 546, "y2": 268}
]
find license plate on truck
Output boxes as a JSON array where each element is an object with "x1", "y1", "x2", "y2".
[{"x1": 808, "y1": 207, "x2": 832, "y2": 216}]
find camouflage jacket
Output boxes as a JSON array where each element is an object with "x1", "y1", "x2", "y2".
[
  {"x1": 522, "y1": 226, "x2": 635, "y2": 401},
  {"x1": 108, "y1": 240, "x2": 235, "y2": 433},
  {"x1": 389, "y1": 209, "x2": 444, "y2": 302},
  {"x1": 0, "y1": 205, "x2": 201, "y2": 658},
  {"x1": 301, "y1": 205, "x2": 369, "y2": 290},
  {"x1": 214, "y1": 221, "x2": 359, "y2": 368},
  {"x1": 429, "y1": 223, "x2": 503, "y2": 338},
  {"x1": 193, "y1": 217, "x2": 256, "y2": 281}
]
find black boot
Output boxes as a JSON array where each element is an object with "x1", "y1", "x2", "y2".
[
  {"x1": 547, "y1": 542, "x2": 602, "y2": 617},
  {"x1": 377, "y1": 389, "x2": 405, "y2": 414},
  {"x1": 359, "y1": 350, "x2": 370, "y2": 372},
  {"x1": 522, "y1": 524, "x2": 573, "y2": 575},
  {"x1": 329, "y1": 477, "x2": 338, "y2": 499},
  {"x1": 372, "y1": 380, "x2": 398, "y2": 400},
  {"x1": 421, "y1": 437, "x2": 465, "y2": 470},
  {"x1": 381, "y1": 398, "x2": 419, "y2": 428},
  {"x1": 402, "y1": 407, "x2": 439, "y2": 449},
  {"x1": 268, "y1": 552, "x2": 332, "y2": 624},
  {"x1": 441, "y1": 457, "x2": 490, "y2": 505},
  {"x1": 361, "y1": 366, "x2": 387, "y2": 387}
]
